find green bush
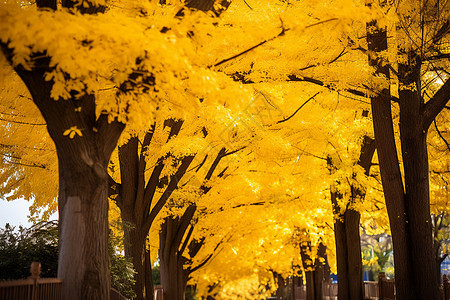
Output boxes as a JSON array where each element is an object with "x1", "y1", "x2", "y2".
[{"x1": 0, "y1": 222, "x2": 136, "y2": 298}]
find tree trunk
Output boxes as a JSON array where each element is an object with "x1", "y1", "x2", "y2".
[
  {"x1": 117, "y1": 136, "x2": 155, "y2": 300},
  {"x1": 291, "y1": 276, "x2": 301, "y2": 300},
  {"x1": 330, "y1": 134, "x2": 373, "y2": 300},
  {"x1": 299, "y1": 241, "x2": 324, "y2": 300},
  {"x1": 274, "y1": 272, "x2": 285, "y2": 299},
  {"x1": 7, "y1": 60, "x2": 124, "y2": 299},
  {"x1": 398, "y1": 52, "x2": 439, "y2": 299},
  {"x1": 367, "y1": 19, "x2": 449, "y2": 299},
  {"x1": 331, "y1": 189, "x2": 364, "y2": 300},
  {"x1": 333, "y1": 212, "x2": 349, "y2": 300},
  {"x1": 114, "y1": 125, "x2": 192, "y2": 300},
  {"x1": 313, "y1": 243, "x2": 325, "y2": 299},
  {"x1": 159, "y1": 216, "x2": 191, "y2": 300},
  {"x1": 366, "y1": 22, "x2": 414, "y2": 300},
  {"x1": 333, "y1": 208, "x2": 364, "y2": 300},
  {"x1": 343, "y1": 209, "x2": 363, "y2": 300},
  {"x1": 122, "y1": 225, "x2": 153, "y2": 300},
  {"x1": 57, "y1": 154, "x2": 111, "y2": 300},
  {"x1": 2, "y1": 1, "x2": 124, "y2": 298}
]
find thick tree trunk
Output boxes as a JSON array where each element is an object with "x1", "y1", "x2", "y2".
[
  {"x1": 8, "y1": 63, "x2": 123, "y2": 299},
  {"x1": 398, "y1": 53, "x2": 439, "y2": 299},
  {"x1": 367, "y1": 22, "x2": 414, "y2": 300},
  {"x1": 2, "y1": 1, "x2": 124, "y2": 297},
  {"x1": 57, "y1": 154, "x2": 111, "y2": 300}
]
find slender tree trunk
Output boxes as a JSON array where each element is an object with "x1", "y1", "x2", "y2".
[
  {"x1": 122, "y1": 225, "x2": 153, "y2": 300},
  {"x1": 159, "y1": 216, "x2": 190, "y2": 300},
  {"x1": 344, "y1": 209, "x2": 363, "y2": 300},
  {"x1": 300, "y1": 241, "x2": 324, "y2": 300},
  {"x1": 333, "y1": 211, "x2": 349, "y2": 300},
  {"x1": 112, "y1": 120, "x2": 194, "y2": 300},
  {"x1": 333, "y1": 208, "x2": 364, "y2": 300},
  {"x1": 117, "y1": 137, "x2": 154, "y2": 300},
  {"x1": 313, "y1": 243, "x2": 325, "y2": 299},
  {"x1": 330, "y1": 134, "x2": 373, "y2": 300},
  {"x1": 274, "y1": 272, "x2": 286, "y2": 299}
]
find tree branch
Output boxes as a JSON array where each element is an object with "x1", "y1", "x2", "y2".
[
  {"x1": 174, "y1": 205, "x2": 197, "y2": 257},
  {"x1": 204, "y1": 148, "x2": 227, "y2": 181},
  {"x1": 189, "y1": 240, "x2": 222, "y2": 274},
  {"x1": 433, "y1": 119, "x2": 450, "y2": 152},
  {"x1": 212, "y1": 18, "x2": 338, "y2": 68},
  {"x1": 287, "y1": 75, "x2": 367, "y2": 97},
  {"x1": 423, "y1": 78, "x2": 450, "y2": 130},
  {"x1": 432, "y1": 20, "x2": 450, "y2": 45},
  {"x1": 178, "y1": 224, "x2": 195, "y2": 257},
  {"x1": 36, "y1": 0, "x2": 57, "y2": 10},
  {"x1": 143, "y1": 155, "x2": 195, "y2": 235},
  {"x1": 0, "y1": 153, "x2": 47, "y2": 169},
  {"x1": 141, "y1": 158, "x2": 165, "y2": 221},
  {"x1": 277, "y1": 92, "x2": 320, "y2": 124},
  {"x1": 135, "y1": 127, "x2": 155, "y2": 212},
  {"x1": 96, "y1": 114, "x2": 125, "y2": 159}
]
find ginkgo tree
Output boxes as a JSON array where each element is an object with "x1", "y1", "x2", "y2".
[
  {"x1": 0, "y1": 0, "x2": 251, "y2": 298},
  {"x1": 1, "y1": 0, "x2": 449, "y2": 299},
  {"x1": 200, "y1": 0, "x2": 450, "y2": 298}
]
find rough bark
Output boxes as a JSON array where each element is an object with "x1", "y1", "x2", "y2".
[
  {"x1": 117, "y1": 136, "x2": 154, "y2": 300},
  {"x1": 398, "y1": 51, "x2": 439, "y2": 299},
  {"x1": 6, "y1": 56, "x2": 123, "y2": 300},
  {"x1": 332, "y1": 210, "x2": 349, "y2": 300},
  {"x1": 343, "y1": 209, "x2": 363, "y2": 300},
  {"x1": 2, "y1": 1, "x2": 124, "y2": 298},
  {"x1": 367, "y1": 22, "x2": 414, "y2": 300},
  {"x1": 367, "y1": 19, "x2": 449, "y2": 299},
  {"x1": 333, "y1": 207, "x2": 364, "y2": 300},
  {"x1": 122, "y1": 226, "x2": 153, "y2": 300}
]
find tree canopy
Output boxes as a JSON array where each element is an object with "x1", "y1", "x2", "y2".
[{"x1": 0, "y1": 0, "x2": 449, "y2": 299}]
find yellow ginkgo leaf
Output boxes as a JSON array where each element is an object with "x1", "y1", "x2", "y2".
[{"x1": 63, "y1": 126, "x2": 83, "y2": 139}]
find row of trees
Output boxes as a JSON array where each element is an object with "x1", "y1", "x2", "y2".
[{"x1": 0, "y1": 0, "x2": 449, "y2": 299}]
